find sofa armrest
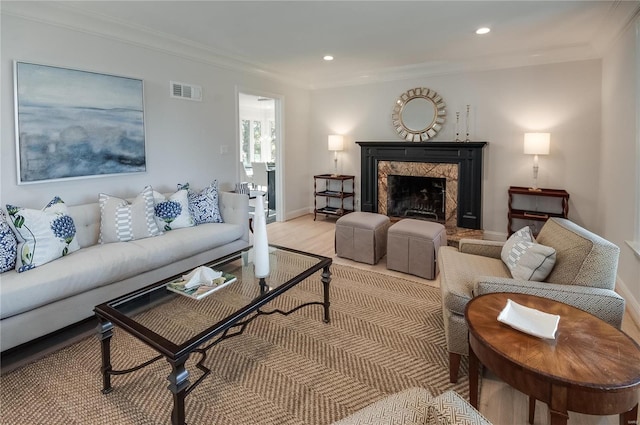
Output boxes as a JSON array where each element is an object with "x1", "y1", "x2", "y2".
[
  {"x1": 474, "y1": 277, "x2": 626, "y2": 328},
  {"x1": 458, "y1": 239, "x2": 504, "y2": 259},
  {"x1": 219, "y1": 191, "x2": 250, "y2": 243}
]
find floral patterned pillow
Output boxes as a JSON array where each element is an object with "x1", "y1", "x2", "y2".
[
  {"x1": 0, "y1": 210, "x2": 18, "y2": 273},
  {"x1": 6, "y1": 197, "x2": 80, "y2": 273},
  {"x1": 177, "y1": 181, "x2": 223, "y2": 224},
  {"x1": 153, "y1": 188, "x2": 195, "y2": 231}
]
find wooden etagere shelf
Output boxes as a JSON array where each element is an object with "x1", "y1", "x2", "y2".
[
  {"x1": 508, "y1": 186, "x2": 569, "y2": 236},
  {"x1": 314, "y1": 174, "x2": 355, "y2": 220}
]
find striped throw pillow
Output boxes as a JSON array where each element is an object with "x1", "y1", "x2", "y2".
[{"x1": 98, "y1": 186, "x2": 162, "y2": 244}]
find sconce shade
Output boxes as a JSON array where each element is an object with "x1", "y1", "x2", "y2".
[
  {"x1": 524, "y1": 133, "x2": 550, "y2": 155},
  {"x1": 328, "y1": 135, "x2": 344, "y2": 151}
]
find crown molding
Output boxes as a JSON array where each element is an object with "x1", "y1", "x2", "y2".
[
  {"x1": 591, "y1": 0, "x2": 640, "y2": 55},
  {"x1": 1, "y1": 2, "x2": 311, "y2": 89},
  {"x1": 309, "y1": 44, "x2": 600, "y2": 90},
  {"x1": 2, "y1": 1, "x2": 633, "y2": 92}
]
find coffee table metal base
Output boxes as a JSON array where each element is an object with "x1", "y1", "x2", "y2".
[{"x1": 97, "y1": 261, "x2": 331, "y2": 425}]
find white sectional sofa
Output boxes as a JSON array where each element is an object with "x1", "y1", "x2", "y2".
[{"x1": 0, "y1": 191, "x2": 250, "y2": 351}]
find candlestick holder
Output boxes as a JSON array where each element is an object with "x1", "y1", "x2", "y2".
[{"x1": 465, "y1": 105, "x2": 471, "y2": 142}]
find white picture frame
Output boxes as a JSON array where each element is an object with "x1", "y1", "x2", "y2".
[{"x1": 14, "y1": 61, "x2": 147, "y2": 184}]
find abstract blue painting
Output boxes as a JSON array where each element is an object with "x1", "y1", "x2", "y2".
[{"x1": 14, "y1": 62, "x2": 146, "y2": 184}]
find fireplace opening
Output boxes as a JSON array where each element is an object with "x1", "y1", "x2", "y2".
[{"x1": 387, "y1": 175, "x2": 446, "y2": 223}]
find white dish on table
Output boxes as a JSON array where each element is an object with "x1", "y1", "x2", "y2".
[{"x1": 497, "y1": 298, "x2": 560, "y2": 340}]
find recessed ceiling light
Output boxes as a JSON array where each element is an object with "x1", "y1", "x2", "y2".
[
  {"x1": 476, "y1": 27, "x2": 491, "y2": 35},
  {"x1": 323, "y1": 55, "x2": 334, "y2": 61}
]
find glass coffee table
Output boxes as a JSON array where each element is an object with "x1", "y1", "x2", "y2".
[{"x1": 94, "y1": 245, "x2": 332, "y2": 425}]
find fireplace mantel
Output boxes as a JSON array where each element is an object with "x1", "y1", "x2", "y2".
[{"x1": 357, "y1": 141, "x2": 487, "y2": 229}]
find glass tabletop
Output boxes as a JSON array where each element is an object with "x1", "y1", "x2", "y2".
[{"x1": 95, "y1": 245, "x2": 331, "y2": 356}]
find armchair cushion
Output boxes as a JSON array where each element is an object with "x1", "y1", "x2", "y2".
[
  {"x1": 439, "y1": 246, "x2": 509, "y2": 315},
  {"x1": 501, "y1": 226, "x2": 556, "y2": 281},
  {"x1": 536, "y1": 218, "x2": 619, "y2": 288}
]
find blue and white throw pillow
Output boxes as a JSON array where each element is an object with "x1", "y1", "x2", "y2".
[
  {"x1": 6, "y1": 197, "x2": 80, "y2": 273},
  {"x1": 99, "y1": 186, "x2": 162, "y2": 244},
  {"x1": 0, "y1": 210, "x2": 18, "y2": 273},
  {"x1": 153, "y1": 187, "x2": 195, "y2": 231},
  {"x1": 178, "y1": 181, "x2": 223, "y2": 224}
]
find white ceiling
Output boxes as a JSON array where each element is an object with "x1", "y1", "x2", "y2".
[{"x1": 4, "y1": 1, "x2": 640, "y2": 88}]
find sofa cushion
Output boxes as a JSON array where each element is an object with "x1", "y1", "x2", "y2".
[
  {"x1": 128, "y1": 222, "x2": 244, "y2": 266},
  {"x1": 99, "y1": 185, "x2": 162, "y2": 243},
  {"x1": 0, "y1": 221, "x2": 245, "y2": 320},
  {"x1": 439, "y1": 246, "x2": 510, "y2": 315},
  {"x1": 153, "y1": 188, "x2": 195, "y2": 231},
  {"x1": 178, "y1": 181, "x2": 223, "y2": 224},
  {"x1": 501, "y1": 226, "x2": 556, "y2": 281},
  {"x1": 6, "y1": 197, "x2": 80, "y2": 272},
  {"x1": 0, "y1": 210, "x2": 18, "y2": 273}
]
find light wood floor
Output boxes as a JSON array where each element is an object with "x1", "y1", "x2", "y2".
[{"x1": 267, "y1": 214, "x2": 640, "y2": 425}]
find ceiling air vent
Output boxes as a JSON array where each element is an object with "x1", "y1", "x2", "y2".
[{"x1": 170, "y1": 81, "x2": 202, "y2": 101}]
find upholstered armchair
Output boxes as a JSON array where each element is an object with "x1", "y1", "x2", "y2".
[
  {"x1": 331, "y1": 388, "x2": 493, "y2": 425},
  {"x1": 438, "y1": 218, "x2": 624, "y2": 383}
]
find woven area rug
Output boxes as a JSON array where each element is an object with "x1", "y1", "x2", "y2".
[{"x1": 0, "y1": 264, "x2": 470, "y2": 425}]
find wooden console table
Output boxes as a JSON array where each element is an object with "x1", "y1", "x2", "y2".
[{"x1": 508, "y1": 186, "x2": 569, "y2": 236}]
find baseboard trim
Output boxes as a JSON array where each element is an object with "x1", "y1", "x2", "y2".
[
  {"x1": 616, "y1": 277, "x2": 640, "y2": 329},
  {"x1": 284, "y1": 208, "x2": 312, "y2": 221}
]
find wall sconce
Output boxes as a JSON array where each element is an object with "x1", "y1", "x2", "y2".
[
  {"x1": 524, "y1": 132, "x2": 550, "y2": 191},
  {"x1": 328, "y1": 135, "x2": 344, "y2": 176}
]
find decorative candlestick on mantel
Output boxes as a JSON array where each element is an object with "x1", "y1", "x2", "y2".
[
  {"x1": 455, "y1": 112, "x2": 461, "y2": 142},
  {"x1": 465, "y1": 104, "x2": 471, "y2": 142}
]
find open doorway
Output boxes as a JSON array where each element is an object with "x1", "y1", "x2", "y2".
[{"x1": 238, "y1": 91, "x2": 281, "y2": 223}]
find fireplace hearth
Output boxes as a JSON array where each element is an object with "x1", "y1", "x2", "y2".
[{"x1": 357, "y1": 141, "x2": 487, "y2": 230}]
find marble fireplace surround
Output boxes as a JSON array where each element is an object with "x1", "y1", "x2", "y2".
[
  {"x1": 378, "y1": 161, "x2": 459, "y2": 230},
  {"x1": 356, "y1": 141, "x2": 487, "y2": 233}
]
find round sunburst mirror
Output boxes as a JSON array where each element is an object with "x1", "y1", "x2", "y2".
[{"x1": 392, "y1": 87, "x2": 446, "y2": 141}]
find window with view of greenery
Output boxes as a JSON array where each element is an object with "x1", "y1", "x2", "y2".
[{"x1": 239, "y1": 116, "x2": 275, "y2": 166}]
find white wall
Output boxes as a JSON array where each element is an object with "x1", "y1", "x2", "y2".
[
  {"x1": 601, "y1": 18, "x2": 640, "y2": 321},
  {"x1": 309, "y1": 61, "x2": 603, "y2": 238},
  {"x1": 1, "y1": 14, "x2": 311, "y2": 217}
]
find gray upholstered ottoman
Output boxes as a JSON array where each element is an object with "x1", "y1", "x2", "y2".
[
  {"x1": 387, "y1": 219, "x2": 447, "y2": 279},
  {"x1": 335, "y1": 212, "x2": 390, "y2": 265}
]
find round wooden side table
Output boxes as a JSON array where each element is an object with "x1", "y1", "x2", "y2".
[{"x1": 465, "y1": 292, "x2": 640, "y2": 425}]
